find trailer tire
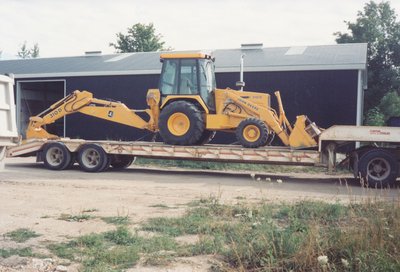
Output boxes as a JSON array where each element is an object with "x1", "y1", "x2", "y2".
[
  {"x1": 197, "y1": 130, "x2": 216, "y2": 145},
  {"x1": 77, "y1": 144, "x2": 109, "y2": 172},
  {"x1": 159, "y1": 101, "x2": 204, "y2": 145},
  {"x1": 111, "y1": 155, "x2": 135, "y2": 169},
  {"x1": 236, "y1": 118, "x2": 269, "y2": 148},
  {"x1": 358, "y1": 149, "x2": 398, "y2": 188},
  {"x1": 43, "y1": 142, "x2": 72, "y2": 170}
]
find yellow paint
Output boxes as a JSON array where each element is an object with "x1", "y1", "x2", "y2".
[
  {"x1": 206, "y1": 114, "x2": 242, "y2": 130},
  {"x1": 160, "y1": 95, "x2": 209, "y2": 114},
  {"x1": 160, "y1": 53, "x2": 211, "y2": 59},
  {"x1": 25, "y1": 90, "x2": 158, "y2": 140},
  {"x1": 25, "y1": 53, "x2": 320, "y2": 149},
  {"x1": 146, "y1": 89, "x2": 161, "y2": 131},
  {"x1": 167, "y1": 112, "x2": 190, "y2": 136},
  {"x1": 288, "y1": 115, "x2": 318, "y2": 148},
  {"x1": 242, "y1": 125, "x2": 260, "y2": 143}
]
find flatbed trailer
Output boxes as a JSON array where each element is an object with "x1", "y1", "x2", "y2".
[{"x1": 6, "y1": 124, "x2": 400, "y2": 187}]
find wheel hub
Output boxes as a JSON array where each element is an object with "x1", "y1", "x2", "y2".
[
  {"x1": 243, "y1": 125, "x2": 260, "y2": 142},
  {"x1": 46, "y1": 147, "x2": 63, "y2": 166},
  {"x1": 168, "y1": 112, "x2": 190, "y2": 136},
  {"x1": 82, "y1": 149, "x2": 100, "y2": 167},
  {"x1": 367, "y1": 158, "x2": 390, "y2": 181}
]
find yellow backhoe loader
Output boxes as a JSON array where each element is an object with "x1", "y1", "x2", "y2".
[{"x1": 26, "y1": 52, "x2": 321, "y2": 148}]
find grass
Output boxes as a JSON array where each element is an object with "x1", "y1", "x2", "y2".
[
  {"x1": 48, "y1": 227, "x2": 179, "y2": 271},
  {"x1": 58, "y1": 213, "x2": 93, "y2": 222},
  {"x1": 142, "y1": 197, "x2": 400, "y2": 271},
  {"x1": 101, "y1": 216, "x2": 130, "y2": 226},
  {"x1": 5, "y1": 228, "x2": 40, "y2": 243},
  {"x1": 135, "y1": 157, "x2": 331, "y2": 174},
  {"x1": 46, "y1": 197, "x2": 400, "y2": 271},
  {"x1": 149, "y1": 203, "x2": 174, "y2": 209},
  {"x1": 0, "y1": 247, "x2": 35, "y2": 258},
  {"x1": 82, "y1": 208, "x2": 99, "y2": 213}
]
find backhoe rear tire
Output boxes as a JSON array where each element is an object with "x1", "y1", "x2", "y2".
[
  {"x1": 236, "y1": 118, "x2": 269, "y2": 148},
  {"x1": 110, "y1": 155, "x2": 135, "y2": 169},
  {"x1": 159, "y1": 101, "x2": 204, "y2": 145},
  {"x1": 77, "y1": 144, "x2": 109, "y2": 172},
  {"x1": 43, "y1": 142, "x2": 72, "y2": 170}
]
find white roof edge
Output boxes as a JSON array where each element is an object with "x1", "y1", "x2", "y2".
[
  {"x1": 14, "y1": 69, "x2": 162, "y2": 79},
  {"x1": 217, "y1": 64, "x2": 367, "y2": 73},
  {"x1": 13, "y1": 64, "x2": 367, "y2": 79}
]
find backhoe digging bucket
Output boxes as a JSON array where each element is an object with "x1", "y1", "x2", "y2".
[{"x1": 288, "y1": 115, "x2": 321, "y2": 148}]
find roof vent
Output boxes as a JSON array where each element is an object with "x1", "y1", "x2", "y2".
[
  {"x1": 85, "y1": 51, "x2": 102, "y2": 56},
  {"x1": 241, "y1": 43, "x2": 263, "y2": 50}
]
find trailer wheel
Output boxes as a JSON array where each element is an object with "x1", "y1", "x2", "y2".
[
  {"x1": 197, "y1": 130, "x2": 216, "y2": 145},
  {"x1": 43, "y1": 142, "x2": 72, "y2": 170},
  {"x1": 77, "y1": 144, "x2": 109, "y2": 172},
  {"x1": 358, "y1": 149, "x2": 398, "y2": 188},
  {"x1": 159, "y1": 101, "x2": 204, "y2": 145},
  {"x1": 111, "y1": 155, "x2": 135, "y2": 169},
  {"x1": 236, "y1": 118, "x2": 269, "y2": 148}
]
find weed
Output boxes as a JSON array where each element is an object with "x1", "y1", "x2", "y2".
[
  {"x1": 5, "y1": 228, "x2": 40, "y2": 243},
  {"x1": 104, "y1": 227, "x2": 136, "y2": 245},
  {"x1": 82, "y1": 246, "x2": 139, "y2": 271},
  {"x1": 46, "y1": 197, "x2": 400, "y2": 271},
  {"x1": 58, "y1": 213, "x2": 92, "y2": 222},
  {"x1": 101, "y1": 216, "x2": 130, "y2": 226},
  {"x1": 48, "y1": 226, "x2": 179, "y2": 271},
  {"x1": 0, "y1": 247, "x2": 34, "y2": 258},
  {"x1": 185, "y1": 235, "x2": 224, "y2": 256},
  {"x1": 82, "y1": 208, "x2": 99, "y2": 213},
  {"x1": 135, "y1": 157, "x2": 332, "y2": 174},
  {"x1": 48, "y1": 242, "x2": 76, "y2": 260},
  {"x1": 141, "y1": 235, "x2": 178, "y2": 253},
  {"x1": 142, "y1": 251, "x2": 176, "y2": 266},
  {"x1": 149, "y1": 203, "x2": 173, "y2": 209}
]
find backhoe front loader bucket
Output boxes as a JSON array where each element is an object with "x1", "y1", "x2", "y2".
[{"x1": 288, "y1": 115, "x2": 321, "y2": 148}]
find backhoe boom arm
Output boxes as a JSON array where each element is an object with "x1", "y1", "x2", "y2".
[{"x1": 26, "y1": 90, "x2": 160, "y2": 139}]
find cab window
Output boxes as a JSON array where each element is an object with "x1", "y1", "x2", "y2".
[
  {"x1": 159, "y1": 60, "x2": 178, "y2": 95},
  {"x1": 179, "y1": 59, "x2": 198, "y2": 95}
]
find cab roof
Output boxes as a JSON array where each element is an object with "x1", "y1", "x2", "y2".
[{"x1": 160, "y1": 53, "x2": 213, "y2": 60}]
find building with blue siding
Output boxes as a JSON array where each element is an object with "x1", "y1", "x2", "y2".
[{"x1": 0, "y1": 43, "x2": 367, "y2": 144}]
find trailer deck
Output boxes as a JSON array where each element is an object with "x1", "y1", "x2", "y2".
[{"x1": 7, "y1": 138, "x2": 321, "y2": 165}]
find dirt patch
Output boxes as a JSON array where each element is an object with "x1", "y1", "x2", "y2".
[{"x1": 0, "y1": 157, "x2": 398, "y2": 271}]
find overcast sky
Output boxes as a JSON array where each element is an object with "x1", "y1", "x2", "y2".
[{"x1": 1, "y1": 0, "x2": 399, "y2": 59}]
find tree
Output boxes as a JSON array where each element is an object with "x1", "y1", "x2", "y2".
[
  {"x1": 334, "y1": 1, "x2": 400, "y2": 121},
  {"x1": 31, "y1": 43, "x2": 40, "y2": 58},
  {"x1": 17, "y1": 42, "x2": 40, "y2": 59},
  {"x1": 110, "y1": 23, "x2": 169, "y2": 52},
  {"x1": 365, "y1": 91, "x2": 400, "y2": 125}
]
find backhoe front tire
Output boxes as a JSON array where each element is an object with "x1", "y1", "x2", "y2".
[
  {"x1": 77, "y1": 144, "x2": 109, "y2": 172},
  {"x1": 236, "y1": 118, "x2": 269, "y2": 148},
  {"x1": 43, "y1": 142, "x2": 72, "y2": 170},
  {"x1": 159, "y1": 101, "x2": 204, "y2": 145}
]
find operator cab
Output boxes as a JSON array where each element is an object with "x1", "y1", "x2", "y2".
[{"x1": 159, "y1": 53, "x2": 216, "y2": 109}]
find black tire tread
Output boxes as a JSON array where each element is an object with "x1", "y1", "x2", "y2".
[
  {"x1": 111, "y1": 155, "x2": 135, "y2": 169},
  {"x1": 77, "y1": 144, "x2": 109, "y2": 172},
  {"x1": 357, "y1": 148, "x2": 398, "y2": 188},
  {"x1": 43, "y1": 142, "x2": 72, "y2": 171},
  {"x1": 197, "y1": 130, "x2": 216, "y2": 145},
  {"x1": 159, "y1": 101, "x2": 204, "y2": 145},
  {"x1": 235, "y1": 118, "x2": 269, "y2": 148}
]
